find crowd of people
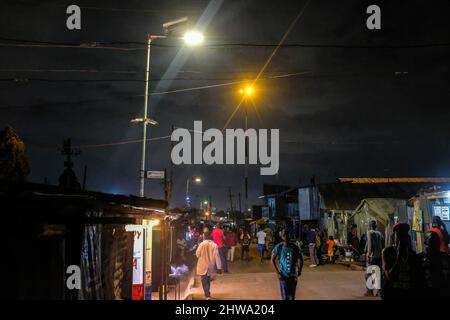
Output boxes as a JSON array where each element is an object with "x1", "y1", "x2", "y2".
[
  {"x1": 301, "y1": 217, "x2": 450, "y2": 300},
  {"x1": 181, "y1": 222, "x2": 284, "y2": 299},
  {"x1": 181, "y1": 216, "x2": 450, "y2": 300},
  {"x1": 366, "y1": 216, "x2": 450, "y2": 300}
]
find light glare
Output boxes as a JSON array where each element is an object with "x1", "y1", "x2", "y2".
[{"x1": 183, "y1": 31, "x2": 204, "y2": 46}]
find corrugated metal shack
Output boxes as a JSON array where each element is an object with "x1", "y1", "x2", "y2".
[{"x1": 0, "y1": 180, "x2": 167, "y2": 300}]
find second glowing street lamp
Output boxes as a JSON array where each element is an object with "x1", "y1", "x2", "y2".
[{"x1": 132, "y1": 18, "x2": 204, "y2": 197}]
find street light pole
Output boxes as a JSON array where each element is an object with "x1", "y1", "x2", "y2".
[
  {"x1": 239, "y1": 86, "x2": 252, "y2": 214},
  {"x1": 186, "y1": 178, "x2": 190, "y2": 207},
  {"x1": 186, "y1": 176, "x2": 202, "y2": 208},
  {"x1": 137, "y1": 35, "x2": 165, "y2": 197},
  {"x1": 139, "y1": 36, "x2": 152, "y2": 197},
  {"x1": 134, "y1": 24, "x2": 204, "y2": 198},
  {"x1": 244, "y1": 106, "x2": 248, "y2": 212}
]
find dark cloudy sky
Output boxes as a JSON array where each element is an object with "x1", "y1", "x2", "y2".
[{"x1": 1, "y1": 0, "x2": 449, "y2": 209}]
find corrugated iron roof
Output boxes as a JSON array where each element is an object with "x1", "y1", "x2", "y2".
[{"x1": 319, "y1": 182, "x2": 450, "y2": 210}]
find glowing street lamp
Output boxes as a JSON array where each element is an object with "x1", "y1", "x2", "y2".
[
  {"x1": 239, "y1": 86, "x2": 253, "y2": 96},
  {"x1": 183, "y1": 30, "x2": 204, "y2": 46}
]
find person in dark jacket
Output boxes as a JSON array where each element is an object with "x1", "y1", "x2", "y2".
[
  {"x1": 423, "y1": 216, "x2": 450, "y2": 298},
  {"x1": 307, "y1": 228, "x2": 319, "y2": 267},
  {"x1": 381, "y1": 223, "x2": 421, "y2": 300}
]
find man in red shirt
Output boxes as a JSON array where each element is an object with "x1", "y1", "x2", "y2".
[
  {"x1": 225, "y1": 229, "x2": 238, "y2": 262},
  {"x1": 211, "y1": 224, "x2": 228, "y2": 273}
]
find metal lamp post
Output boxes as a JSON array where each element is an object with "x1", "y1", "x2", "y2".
[
  {"x1": 186, "y1": 176, "x2": 202, "y2": 208},
  {"x1": 131, "y1": 18, "x2": 204, "y2": 197},
  {"x1": 239, "y1": 86, "x2": 253, "y2": 212}
]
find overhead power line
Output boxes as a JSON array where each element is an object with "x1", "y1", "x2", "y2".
[
  {"x1": 64, "y1": 136, "x2": 404, "y2": 150},
  {"x1": 1, "y1": 37, "x2": 449, "y2": 51},
  {"x1": 72, "y1": 135, "x2": 172, "y2": 149},
  {"x1": 0, "y1": 71, "x2": 311, "y2": 86}
]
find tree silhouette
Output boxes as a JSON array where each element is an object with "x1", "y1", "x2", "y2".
[{"x1": 0, "y1": 126, "x2": 31, "y2": 181}]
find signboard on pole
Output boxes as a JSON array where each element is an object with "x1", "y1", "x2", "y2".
[
  {"x1": 130, "y1": 225, "x2": 145, "y2": 300},
  {"x1": 146, "y1": 170, "x2": 165, "y2": 179},
  {"x1": 433, "y1": 205, "x2": 450, "y2": 221}
]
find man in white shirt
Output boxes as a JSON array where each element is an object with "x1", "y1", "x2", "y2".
[
  {"x1": 196, "y1": 231, "x2": 222, "y2": 299},
  {"x1": 256, "y1": 227, "x2": 267, "y2": 263}
]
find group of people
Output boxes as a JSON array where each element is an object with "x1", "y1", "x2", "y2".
[
  {"x1": 194, "y1": 222, "x2": 302, "y2": 300},
  {"x1": 192, "y1": 216, "x2": 450, "y2": 300},
  {"x1": 193, "y1": 223, "x2": 257, "y2": 299},
  {"x1": 364, "y1": 216, "x2": 450, "y2": 300},
  {"x1": 303, "y1": 225, "x2": 338, "y2": 267},
  {"x1": 303, "y1": 223, "x2": 368, "y2": 267}
]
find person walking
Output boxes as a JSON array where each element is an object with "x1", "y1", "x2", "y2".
[
  {"x1": 429, "y1": 216, "x2": 450, "y2": 254},
  {"x1": 197, "y1": 225, "x2": 210, "y2": 245},
  {"x1": 176, "y1": 234, "x2": 187, "y2": 261},
  {"x1": 348, "y1": 224, "x2": 360, "y2": 258},
  {"x1": 365, "y1": 220, "x2": 385, "y2": 296},
  {"x1": 240, "y1": 229, "x2": 251, "y2": 263},
  {"x1": 264, "y1": 226, "x2": 274, "y2": 258},
  {"x1": 381, "y1": 223, "x2": 421, "y2": 300},
  {"x1": 257, "y1": 226, "x2": 267, "y2": 263},
  {"x1": 271, "y1": 229, "x2": 304, "y2": 300},
  {"x1": 211, "y1": 224, "x2": 228, "y2": 273},
  {"x1": 327, "y1": 236, "x2": 336, "y2": 264},
  {"x1": 195, "y1": 231, "x2": 222, "y2": 300},
  {"x1": 307, "y1": 228, "x2": 319, "y2": 267},
  {"x1": 424, "y1": 216, "x2": 450, "y2": 298},
  {"x1": 316, "y1": 229, "x2": 324, "y2": 265},
  {"x1": 225, "y1": 228, "x2": 238, "y2": 262}
]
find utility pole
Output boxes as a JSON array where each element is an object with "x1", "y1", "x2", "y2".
[
  {"x1": 229, "y1": 187, "x2": 235, "y2": 223},
  {"x1": 164, "y1": 168, "x2": 169, "y2": 203},
  {"x1": 168, "y1": 125, "x2": 175, "y2": 206},
  {"x1": 244, "y1": 107, "x2": 249, "y2": 212},
  {"x1": 238, "y1": 192, "x2": 242, "y2": 214},
  {"x1": 59, "y1": 138, "x2": 81, "y2": 189},
  {"x1": 133, "y1": 35, "x2": 160, "y2": 198},
  {"x1": 61, "y1": 138, "x2": 80, "y2": 170},
  {"x1": 82, "y1": 165, "x2": 88, "y2": 190},
  {"x1": 162, "y1": 168, "x2": 169, "y2": 301}
]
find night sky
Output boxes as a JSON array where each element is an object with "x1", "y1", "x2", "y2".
[{"x1": 1, "y1": 0, "x2": 449, "y2": 210}]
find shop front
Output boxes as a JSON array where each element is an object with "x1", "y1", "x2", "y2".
[{"x1": 409, "y1": 190, "x2": 450, "y2": 253}]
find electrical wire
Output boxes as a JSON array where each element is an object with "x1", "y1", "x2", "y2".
[
  {"x1": 0, "y1": 70, "x2": 415, "y2": 84},
  {"x1": 0, "y1": 68, "x2": 139, "y2": 74},
  {"x1": 0, "y1": 70, "x2": 311, "y2": 82},
  {"x1": 72, "y1": 135, "x2": 172, "y2": 149},
  {"x1": 1, "y1": 37, "x2": 449, "y2": 51}
]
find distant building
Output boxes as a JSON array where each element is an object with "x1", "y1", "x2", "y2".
[
  {"x1": 258, "y1": 178, "x2": 450, "y2": 243},
  {"x1": 297, "y1": 178, "x2": 450, "y2": 244},
  {"x1": 259, "y1": 184, "x2": 300, "y2": 236},
  {"x1": 259, "y1": 184, "x2": 292, "y2": 220}
]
